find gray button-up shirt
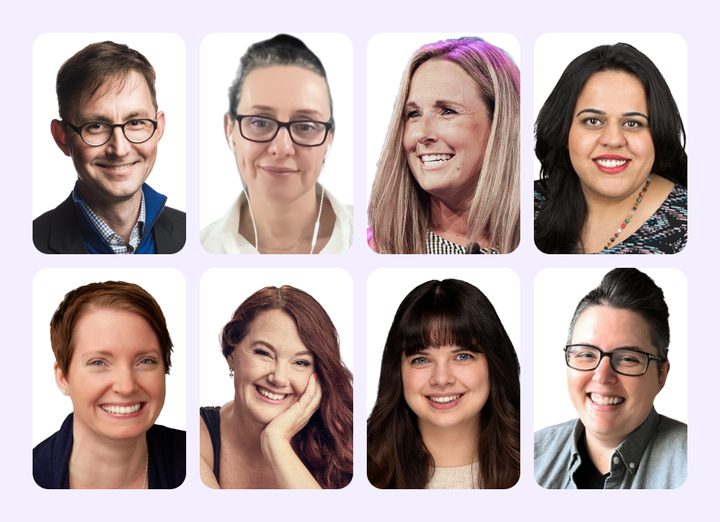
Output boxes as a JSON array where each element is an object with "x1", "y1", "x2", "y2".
[{"x1": 534, "y1": 407, "x2": 686, "y2": 489}]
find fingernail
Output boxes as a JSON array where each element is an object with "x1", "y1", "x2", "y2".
[{"x1": 313, "y1": 373, "x2": 316, "y2": 378}]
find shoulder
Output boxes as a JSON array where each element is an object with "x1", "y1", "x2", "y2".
[
  {"x1": 33, "y1": 194, "x2": 81, "y2": 254},
  {"x1": 148, "y1": 423, "x2": 186, "y2": 452},
  {"x1": 147, "y1": 424, "x2": 186, "y2": 488},
  {"x1": 534, "y1": 419, "x2": 578, "y2": 489},
  {"x1": 154, "y1": 205, "x2": 186, "y2": 254},
  {"x1": 33, "y1": 414, "x2": 74, "y2": 488},
  {"x1": 534, "y1": 418, "x2": 576, "y2": 451},
  {"x1": 653, "y1": 414, "x2": 687, "y2": 447}
]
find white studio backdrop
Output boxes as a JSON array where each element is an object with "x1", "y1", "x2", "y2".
[
  {"x1": 32, "y1": 268, "x2": 187, "y2": 446},
  {"x1": 32, "y1": 33, "x2": 187, "y2": 217}
]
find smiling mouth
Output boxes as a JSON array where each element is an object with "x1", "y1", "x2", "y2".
[
  {"x1": 589, "y1": 393, "x2": 625, "y2": 406},
  {"x1": 101, "y1": 403, "x2": 144, "y2": 414},
  {"x1": 97, "y1": 162, "x2": 138, "y2": 171},
  {"x1": 420, "y1": 154, "x2": 453, "y2": 167},
  {"x1": 427, "y1": 394, "x2": 463, "y2": 404},
  {"x1": 256, "y1": 386, "x2": 288, "y2": 401},
  {"x1": 594, "y1": 158, "x2": 629, "y2": 168}
]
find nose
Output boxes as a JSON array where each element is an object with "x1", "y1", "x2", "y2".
[
  {"x1": 592, "y1": 355, "x2": 618, "y2": 384},
  {"x1": 267, "y1": 127, "x2": 295, "y2": 157},
  {"x1": 429, "y1": 360, "x2": 455, "y2": 387},
  {"x1": 113, "y1": 366, "x2": 139, "y2": 396},
  {"x1": 268, "y1": 362, "x2": 290, "y2": 388},
  {"x1": 599, "y1": 122, "x2": 626, "y2": 148},
  {"x1": 105, "y1": 127, "x2": 132, "y2": 157},
  {"x1": 412, "y1": 115, "x2": 438, "y2": 146}
]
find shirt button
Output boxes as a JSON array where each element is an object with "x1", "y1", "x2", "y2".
[
  {"x1": 613, "y1": 457, "x2": 620, "y2": 464},
  {"x1": 110, "y1": 239, "x2": 117, "y2": 245},
  {"x1": 629, "y1": 462, "x2": 636, "y2": 469}
]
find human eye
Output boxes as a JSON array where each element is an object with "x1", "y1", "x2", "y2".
[
  {"x1": 456, "y1": 353, "x2": 475, "y2": 361},
  {"x1": 248, "y1": 116, "x2": 271, "y2": 128},
  {"x1": 581, "y1": 117, "x2": 603, "y2": 127},
  {"x1": 139, "y1": 357, "x2": 157, "y2": 366},
  {"x1": 88, "y1": 359, "x2": 106, "y2": 367},
  {"x1": 405, "y1": 109, "x2": 421, "y2": 119},
  {"x1": 293, "y1": 359, "x2": 313, "y2": 368},
  {"x1": 254, "y1": 348, "x2": 271, "y2": 358},
  {"x1": 410, "y1": 356, "x2": 429, "y2": 365},
  {"x1": 623, "y1": 119, "x2": 645, "y2": 130},
  {"x1": 615, "y1": 351, "x2": 642, "y2": 364},
  {"x1": 572, "y1": 347, "x2": 598, "y2": 359},
  {"x1": 440, "y1": 107, "x2": 458, "y2": 116},
  {"x1": 84, "y1": 122, "x2": 108, "y2": 135},
  {"x1": 293, "y1": 121, "x2": 322, "y2": 134}
]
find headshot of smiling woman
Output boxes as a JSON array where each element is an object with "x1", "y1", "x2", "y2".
[
  {"x1": 199, "y1": 285, "x2": 353, "y2": 489},
  {"x1": 367, "y1": 279, "x2": 520, "y2": 489},
  {"x1": 200, "y1": 34, "x2": 352, "y2": 254},
  {"x1": 33, "y1": 279, "x2": 185, "y2": 489},
  {"x1": 367, "y1": 36, "x2": 520, "y2": 254},
  {"x1": 534, "y1": 40, "x2": 687, "y2": 254}
]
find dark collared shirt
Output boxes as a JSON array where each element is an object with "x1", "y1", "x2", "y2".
[{"x1": 534, "y1": 407, "x2": 686, "y2": 489}]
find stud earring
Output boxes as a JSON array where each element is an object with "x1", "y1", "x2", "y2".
[{"x1": 229, "y1": 368, "x2": 234, "y2": 378}]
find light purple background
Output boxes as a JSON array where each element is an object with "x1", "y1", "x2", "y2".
[{"x1": 8, "y1": 0, "x2": 718, "y2": 520}]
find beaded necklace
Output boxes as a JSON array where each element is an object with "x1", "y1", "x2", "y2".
[{"x1": 603, "y1": 174, "x2": 653, "y2": 251}]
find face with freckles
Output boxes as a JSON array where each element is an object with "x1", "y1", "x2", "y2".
[
  {"x1": 225, "y1": 66, "x2": 333, "y2": 205},
  {"x1": 567, "y1": 306, "x2": 668, "y2": 447},
  {"x1": 51, "y1": 71, "x2": 165, "y2": 208},
  {"x1": 568, "y1": 71, "x2": 655, "y2": 203},
  {"x1": 401, "y1": 344, "x2": 490, "y2": 433},
  {"x1": 228, "y1": 309, "x2": 316, "y2": 427},
  {"x1": 55, "y1": 308, "x2": 166, "y2": 442},
  {"x1": 403, "y1": 59, "x2": 492, "y2": 208}
]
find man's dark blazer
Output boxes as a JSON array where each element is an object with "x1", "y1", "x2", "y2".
[{"x1": 33, "y1": 194, "x2": 186, "y2": 254}]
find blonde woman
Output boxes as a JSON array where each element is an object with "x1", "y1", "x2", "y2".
[{"x1": 368, "y1": 37, "x2": 520, "y2": 254}]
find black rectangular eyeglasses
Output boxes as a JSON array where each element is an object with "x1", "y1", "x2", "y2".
[{"x1": 564, "y1": 344, "x2": 665, "y2": 376}]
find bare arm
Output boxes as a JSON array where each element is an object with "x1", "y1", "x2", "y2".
[
  {"x1": 260, "y1": 374, "x2": 323, "y2": 489},
  {"x1": 199, "y1": 414, "x2": 221, "y2": 489}
]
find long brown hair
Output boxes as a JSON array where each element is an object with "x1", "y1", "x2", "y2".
[
  {"x1": 221, "y1": 285, "x2": 353, "y2": 488},
  {"x1": 367, "y1": 279, "x2": 520, "y2": 488}
]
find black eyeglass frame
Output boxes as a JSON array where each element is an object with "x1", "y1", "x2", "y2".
[
  {"x1": 233, "y1": 114, "x2": 333, "y2": 147},
  {"x1": 564, "y1": 344, "x2": 665, "y2": 377},
  {"x1": 65, "y1": 119, "x2": 159, "y2": 147}
]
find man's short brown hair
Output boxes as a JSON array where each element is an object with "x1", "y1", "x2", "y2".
[
  {"x1": 56, "y1": 41, "x2": 158, "y2": 121},
  {"x1": 50, "y1": 281, "x2": 173, "y2": 377}
]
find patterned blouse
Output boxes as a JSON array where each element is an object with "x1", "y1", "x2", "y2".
[
  {"x1": 533, "y1": 181, "x2": 687, "y2": 254},
  {"x1": 426, "y1": 230, "x2": 500, "y2": 255}
]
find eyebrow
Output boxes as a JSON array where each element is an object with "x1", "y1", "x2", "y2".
[
  {"x1": 80, "y1": 348, "x2": 162, "y2": 358},
  {"x1": 570, "y1": 343, "x2": 648, "y2": 353},
  {"x1": 404, "y1": 99, "x2": 461, "y2": 110},
  {"x1": 245, "y1": 105, "x2": 327, "y2": 120},
  {"x1": 251, "y1": 340, "x2": 312, "y2": 357},
  {"x1": 78, "y1": 110, "x2": 154, "y2": 123},
  {"x1": 409, "y1": 347, "x2": 473, "y2": 356},
  {"x1": 575, "y1": 108, "x2": 649, "y2": 120}
]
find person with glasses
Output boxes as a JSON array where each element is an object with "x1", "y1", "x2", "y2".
[
  {"x1": 200, "y1": 34, "x2": 352, "y2": 254},
  {"x1": 33, "y1": 41, "x2": 185, "y2": 254},
  {"x1": 534, "y1": 268, "x2": 686, "y2": 489}
]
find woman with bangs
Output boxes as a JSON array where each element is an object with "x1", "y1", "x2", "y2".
[
  {"x1": 367, "y1": 279, "x2": 520, "y2": 488},
  {"x1": 200, "y1": 285, "x2": 353, "y2": 489}
]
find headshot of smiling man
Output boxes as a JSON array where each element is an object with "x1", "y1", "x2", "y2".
[
  {"x1": 533, "y1": 34, "x2": 687, "y2": 254},
  {"x1": 534, "y1": 268, "x2": 687, "y2": 489},
  {"x1": 32, "y1": 269, "x2": 186, "y2": 489},
  {"x1": 199, "y1": 33, "x2": 353, "y2": 255},
  {"x1": 199, "y1": 269, "x2": 353, "y2": 488},
  {"x1": 367, "y1": 269, "x2": 520, "y2": 489},
  {"x1": 32, "y1": 35, "x2": 186, "y2": 254}
]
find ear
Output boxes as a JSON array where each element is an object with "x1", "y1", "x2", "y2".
[
  {"x1": 224, "y1": 113, "x2": 236, "y2": 153},
  {"x1": 54, "y1": 361, "x2": 69, "y2": 395},
  {"x1": 227, "y1": 353, "x2": 235, "y2": 368},
  {"x1": 50, "y1": 119, "x2": 72, "y2": 157},
  {"x1": 657, "y1": 360, "x2": 670, "y2": 392},
  {"x1": 155, "y1": 110, "x2": 166, "y2": 141}
]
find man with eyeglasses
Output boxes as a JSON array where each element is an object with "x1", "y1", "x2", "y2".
[
  {"x1": 33, "y1": 41, "x2": 185, "y2": 254},
  {"x1": 534, "y1": 268, "x2": 686, "y2": 489}
]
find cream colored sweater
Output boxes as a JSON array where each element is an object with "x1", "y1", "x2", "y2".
[{"x1": 426, "y1": 462, "x2": 479, "y2": 489}]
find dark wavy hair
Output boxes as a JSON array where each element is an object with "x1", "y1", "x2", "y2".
[
  {"x1": 220, "y1": 285, "x2": 352, "y2": 488},
  {"x1": 534, "y1": 43, "x2": 687, "y2": 254},
  {"x1": 568, "y1": 268, "x2": 670, "y2": 361},
  {"x1": 367, "y1": 279, "x2": 520, "y2": 489}
]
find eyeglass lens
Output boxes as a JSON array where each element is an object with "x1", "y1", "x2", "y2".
[
  {"x1": 566, "y1": 346, "x2": 649, "y2": 375},
  {"x1": 82, "y1": 120, "x2": 155, "y2": 145},
  {"x1": 240, "y1": 116, "x2": 327, "y2": 146}
]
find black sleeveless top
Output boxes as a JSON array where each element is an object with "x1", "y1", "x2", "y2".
[{"x1": 200, "y1": 406, "x2": 221, "y2": 482}]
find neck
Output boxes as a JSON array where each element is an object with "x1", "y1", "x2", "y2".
[
  {"x1": 77, "y1": 184, "x2": 142, "y2": 245},
  {"x1": 69, "y1": 420, "x2": 148, "y2": 489},
  {"x1": 225, "y1": 400, "x2": 269, "y2": 464},
  {"x1": 582, "y1": 430, "x2": 623, "y2": 475},
  {"x1": 429, "y1": 195, "x2": 472, "y2": 245},
  {"x1": 418, "y1": 418, "x2": 480, "y2": 467}
]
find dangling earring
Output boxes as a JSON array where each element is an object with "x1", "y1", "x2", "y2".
[{"x1": 229, "y1": 368, "x2": 234, "y2": 378}]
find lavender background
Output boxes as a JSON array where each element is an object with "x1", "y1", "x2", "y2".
[{"x1": 6, "y1": 0, "x2": 718, "y2": 520}]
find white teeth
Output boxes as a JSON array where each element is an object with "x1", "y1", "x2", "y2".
[
  {"x1": 258, "y1": 387, "x2": 287, "y2": 401},
  {"x1": 595, "y1": 159, "x2": 628, "y2": 168},
  {"x1": 590, "y1": 393, "x2": 624, "y2": 406},
  {"x1": 102, "y1": 403, "x2": 142, "y2": 414},
  {"x1": 421, "y1": 154, "x2": 453, "y2": 167},
  {"x1": 428, "y1": 394, "x2": 461, "y2": 404}
]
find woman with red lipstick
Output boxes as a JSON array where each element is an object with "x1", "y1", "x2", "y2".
[
  {"x1": 33, "y1": 281, "x2": 185, "y2": 489},
  {"x1": 534, "y1": 268, "x2": 687, "y2": 488},
  {"x1": 367, "y1": 279, "x2": 520, "y2": 488},
  {"x1": 368, "y1": 37, "x2": 520, "y2": 254},
  {"x1": 200, "y1": 34, "x2": 352, "y2": 254},
  {"x1": 199, "y1": 285, "x2": 353, "y2": 489},
  {"x1": 534, "y1": 42, "x2": 687, "y2": 254}
]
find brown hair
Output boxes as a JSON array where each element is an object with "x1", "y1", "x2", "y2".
[
  {"x1": 56, "y1": 41, "x2": 158, "y2": 122},
  {"x1": 221, "y1": 285, "x2": 353, "y2": 488},
  {"x1": 367, "y1": 279, "x2": 520, "y2": 489},
  {"x1": 50, "y1": 281, "x2": 173, "y2": 377}
]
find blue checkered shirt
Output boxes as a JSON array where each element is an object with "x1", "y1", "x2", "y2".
[{"x1": 81, "y1": 192, "x2": 146, "y2": 254}]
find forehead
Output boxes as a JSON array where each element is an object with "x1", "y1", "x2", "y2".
[
  {"x1": 238, "y1": 65, "x2": 331, "y2": 118},
  {"x1": 244, "y1": 309, "x2": 312, "y2": 356},
  {"x1": 575, "y1": 71, "x2": 648, "y2": 113},
  {"x1": 72, "y1": 308, "x2": 160, "y2": 355},
  {"x1": 571, "y1": 306, "x2": 654, "y2": 352},
  {"x1": 70, "y1": 71, "x2": 156, "y2": 121},
  {"x1": 407, "y1": 59, "x2": 482, "y2": 105}
]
